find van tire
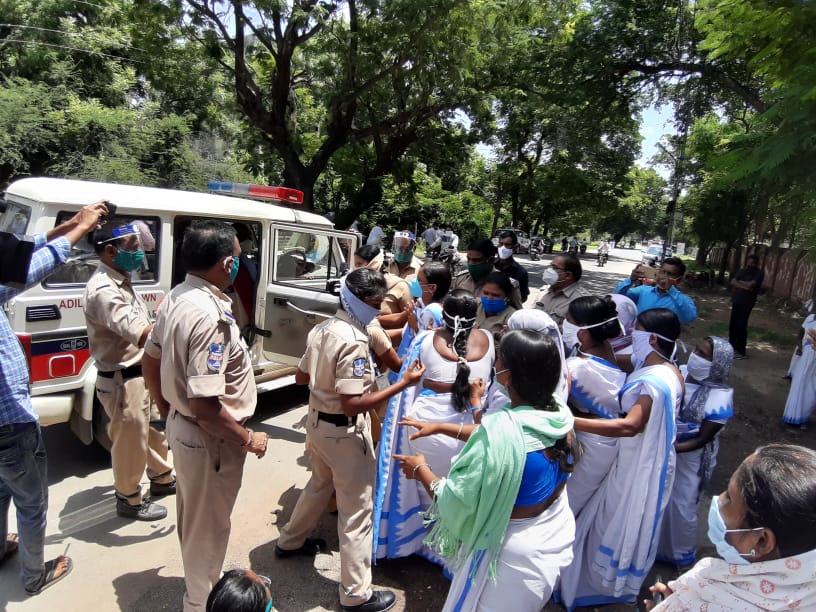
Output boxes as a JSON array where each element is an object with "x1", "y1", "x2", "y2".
[{"x1": 92, "y1": 398, "x2": 112, "y2": 452}]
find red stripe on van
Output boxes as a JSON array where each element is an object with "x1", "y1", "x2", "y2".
[{"x1": 30, "y1": 349, "x2": 91, "y2": 382}]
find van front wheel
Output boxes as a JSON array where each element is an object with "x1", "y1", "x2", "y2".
[{"x1": 92, "y1": 397, "x2": 112, "y2": 452}]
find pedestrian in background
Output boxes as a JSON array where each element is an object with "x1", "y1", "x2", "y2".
[
  {"x1": 728, "y1": 254, "x2": 764, "y2": 359},
  {"x1": 0, "y1": 201, "x2": 107, "y2": 595},
  {"x1": 84, "y1": 222, "x2": 175, "y2": 522},
  {"x1": 143, "y1": 220, "x2": 268, "y2": 612}
]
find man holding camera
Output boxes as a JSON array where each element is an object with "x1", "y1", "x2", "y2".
[
  {"x1": 617, "y1": 257, "x2": 697, "y2": 324},
  {"x1": 0, "y1": 202, "x2": 107, "y2": 595},
  {"x1": 84, "y1": 223, "x2": 176, "y2": 522}
]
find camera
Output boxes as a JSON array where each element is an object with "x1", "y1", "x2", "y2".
[{"x1": 0, "y1": 231, "x2": 35, "y2": 288}]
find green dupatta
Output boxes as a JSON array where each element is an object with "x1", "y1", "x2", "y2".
[{"x1": 425, "y1": 397, "x2": 574, "y2": 578}]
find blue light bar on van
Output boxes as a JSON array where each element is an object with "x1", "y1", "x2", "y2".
[{"x1": 207, "y1": 180, "x2": 304, "y2": 204}]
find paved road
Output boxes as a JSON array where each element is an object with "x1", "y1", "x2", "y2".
[{"x1": 0, "y1": 253, "x2": 634, "y2": 612}]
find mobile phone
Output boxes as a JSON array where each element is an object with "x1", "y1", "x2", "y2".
[{"x1": 641, "y1": 266, "x2": 659, "y2": 281}]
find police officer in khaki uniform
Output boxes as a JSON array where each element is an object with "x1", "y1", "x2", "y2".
[
  {"x1": 354, "y1": 244, "x2": 413, "y2": 340},
  {"x1": 385, "y1": 231, "x2": 423, "y2": 280},
  {"x1": 84, "y1": 222, "x2": 175, "y2": 521},
  {"x1": 275, "y1": 268, "x2": 423, "y2": 612},
  {"x1": 142, "y1": 220, "x2": 268, "y2": 612},
  {"x1": 453, "y1": 238, "x2": 523, "y2": 307}
]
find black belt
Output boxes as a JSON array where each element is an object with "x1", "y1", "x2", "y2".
[
  {"x1": 317, "y1": 412, "x2": 355, "y2": 427},
  {"x1": 98, "y1": 364, "x2": 142, "y2": 380}
]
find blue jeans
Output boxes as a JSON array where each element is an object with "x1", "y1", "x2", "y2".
[{"x1": 0, "y1": 421, "x2": 48, "y2": 591}]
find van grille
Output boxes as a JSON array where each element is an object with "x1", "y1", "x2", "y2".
[{"x1": 26, "y1": 305, "x2": 62, "y2": 322}]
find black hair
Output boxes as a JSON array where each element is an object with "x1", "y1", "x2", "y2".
[
  {"x1": 467, "y1": 238, "x2": 497, "y2": 258},
  {"x1": 498, "y1": 330, "x2": 573, "y2": 472},
  {"x1": 345, "y1": 267, "x2": 387, "y2": 303},
  {"x1": 182, "y1": 220, "x2": 237, "y2": 272},
  {"x1": 663, "y1": 256, "x2": 686, "y2": 277},
  {"x1": 499, "y1": 230, "x2": 517, "y2": 246},
  {"x1": 568, "y1": 296, "x2": 620, "y2": 344},
  {"x1": 421, "y1": 261, "x2": 452, "y2": 302},
  {"x1": 206, "y1": 569, "x2": 269, "y2": 612},
  {"x1": 738, "y1": 444, "x2": 816, "y2": 558},
  {"x1": 482, "y1": 271, "x2": 514, "y2": 298},
  {"x1": 637, "y1": 308, "x2": 681, "y2": 357},
  {"x1": 442, "y1": 290, "x2": 479, "y2": 412},
  {"x1": 355, "y1": 244, "x2": 381, "y2": 262},
  {"x1": 559, "y1": 254, "x2": 582, "y2": 281},
  {"x1": 90, "y1": 218, "x2": 134, "y2": 253}
]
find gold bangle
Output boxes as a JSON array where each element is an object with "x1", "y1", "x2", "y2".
[{"x1": 412, "y1": 463, "x2": 431, "y2": 478}]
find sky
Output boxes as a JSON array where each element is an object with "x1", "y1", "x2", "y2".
[{"x1": 637, "y1": 103, "x2": 676, "y2": 178}]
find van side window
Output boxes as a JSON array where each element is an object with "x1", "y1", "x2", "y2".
[
  {"x1": 274, "y1": 229, "x2": 347, "y2": 288},
  {"x1": 44, "y1": 213, "x2": 161, "y2": 286}
]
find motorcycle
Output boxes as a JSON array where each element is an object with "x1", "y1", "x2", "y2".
[
  {"x1": 597, "y1": 251, "x2": 608, "y2": 267},
  {"x1": 579, "y1": 243, "x2": 587, "y2": 255},
  {"x1": 529, "y1": 238, "x2": 542, "y2": 261},
  {"x1": 439, "y1": 246, "x2": 462, "y2": 275}
]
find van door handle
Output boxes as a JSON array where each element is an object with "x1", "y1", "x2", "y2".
[{"x1": 283, "y1": 300, "x2": 333, "y2": 321}]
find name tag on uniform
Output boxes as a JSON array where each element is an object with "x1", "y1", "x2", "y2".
[
  {"x1": 375, "y1": 373, "x2": 390, "y2": 391},
  {"x1": 207, "y1": 343, "x2": 226, "y2": 372},
  {"x1": 353, "y1": 357, "x2": 366, "y2": 377}
]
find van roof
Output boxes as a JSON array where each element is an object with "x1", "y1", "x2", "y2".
[{"x1": 5, "y1": 177, "x2": 333, "y2": 227}]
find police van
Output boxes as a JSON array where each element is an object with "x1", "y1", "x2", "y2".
[{"x1": 0, "y1": 177, "x2": 360, "y2": 447}]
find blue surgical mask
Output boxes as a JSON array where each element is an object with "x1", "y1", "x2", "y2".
[
  {"x1": 481, "y1": 296, "x2": 507, "y2": 315},
  {"x1": 229, "y1": 256, "x2": 240, "y2": 283},
  {"x1": 113, "y1": 248, "x2": 145, "y2": 272},
  {"x1": 408, "y1": 277, "x2": 422, "y2": 298},
  {"x1": 707, "y1": 495, "x2": 763, "y2": 565}
]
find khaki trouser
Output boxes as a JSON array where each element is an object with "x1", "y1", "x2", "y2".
[
  {"x1": 95, "y1": 373, "x2": 173, "y2": 504},
  {"x1": 278, "y1": 412, "x2": 375, "y2": 607},
  {"x1": 166, "y1": 410, "x2": 247, "y2": 612}
]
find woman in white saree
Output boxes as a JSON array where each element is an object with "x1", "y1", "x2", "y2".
[{"x1": 558, "y1": 308, "x2": 684, "y2": 610}]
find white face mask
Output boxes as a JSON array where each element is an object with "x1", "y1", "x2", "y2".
[
  {"x1": 686, "y1": 352, "x2": 712, "y2": 381},
  {"x1": 542, "y1": 267, "x2": 560, "y2": 285},
  {"x1": 498, "y1": 246, "x2": 513, "y2": 260},
  {"x1": 561, "y1": 320, "x2": 581, "y2": 351},
  {"x1": 631, "y1": 330, "x2": 655, "y2": 370}
]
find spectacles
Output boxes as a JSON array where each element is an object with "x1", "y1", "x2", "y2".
[{"x1": 550, "y1": 265, "x2": 565, "y2": 272}]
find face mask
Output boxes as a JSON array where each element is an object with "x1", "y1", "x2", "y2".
[
  {"x1": 468, "y1": 261, "x2": 492, "y2": 280},
  {"x1": 630, "y1": 329, "x2": 654, "y2": 370},
  {"x1": 408, "y1": 277, "x2": 423, "y2": 298},
  {"x1": 542, "y1": 267, "x2": 560, "y2": 285},
  {"x1": 393, "y1": 250, "x2": 414, "y2": 263},
  {"x1": 229, "y1": 256, "x2": 240, "y2": 283},
  {"x1": 113, "y1": 248, "x2": 145, "y2": 272},
  {"x1": 562, "y1": 320, "x2": 581, "y2": 351},
  {"x1": 493, "y1": 367, "x2": 510, "y2": 398},
  {"x1": 687, "y1": 352, "x2": 712, "y2": 381},
  {"x1": 707, "y1": 495, "x2": 762, "y2": 565},
  {"x1": 498, "y1": 246, "x2": 513, "y2": 260},
  {"x1": 480, "y1": 296, "x2": 507, "y2": 315}
]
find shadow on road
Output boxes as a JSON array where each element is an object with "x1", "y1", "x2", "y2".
[
  {"x1": 42, "y1": 423, "x2": 111, "y2": 486},
  {"x1": 46, "y1": 485, "x2": 175, "y2": 547},
  {"x1": 113, "y1": 566, "x2": 185, "y2": 611}
]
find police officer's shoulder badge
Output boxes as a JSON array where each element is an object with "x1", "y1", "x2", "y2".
[
  {"x1": 352, "y1": 357, "x2": 366, "y2": 377},
  {"x1": 207, "y1": 343, "x2": 226, "y2": 372}
]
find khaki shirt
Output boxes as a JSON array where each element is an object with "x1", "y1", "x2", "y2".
[
  {"x1": 534, "y1": 281, "x2": 592, "y2": 327},
  {"x1": 381, "y1": 274, "x2": 412, "y2": 316},
  {"x1": 476, "y1": 305, "x2": 516, "y2": 336},
  {"x1": 84, "y1": 262, "x2": 151, "y2": 371},
  {"x1": 298, "y1": 310, "x2": 375, "y2": 415},
  {"x1": 144, "y1": 274, "x2": 256, "y2": 422},
  {"x1": 367, "y1": 319, "x2": 393, "y2": 358},
  {"x1": 386, "y1": 256, "x2": 423, "y2": 281}
]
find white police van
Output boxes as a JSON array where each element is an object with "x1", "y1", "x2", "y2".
[{"x1": 1, "y1": 177, "x2": 359, "y2": 446}]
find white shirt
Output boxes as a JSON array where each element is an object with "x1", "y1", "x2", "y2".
[{"x1": 367, "y1": 225, "x2": 385, "y2": 246}]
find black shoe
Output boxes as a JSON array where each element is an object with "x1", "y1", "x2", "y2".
[
  {"x1": 341, "y1": 590, "x2": 396, "y2": 612},
  {"x1": 274, "y1": 537, "x2": 326, "y2": 558},
  {"x1": 149, "y1": 478, "x2": 176, "y2": 497},
  {"x1": 116, "y1": 498, "x2": 168, "y2": 521}
]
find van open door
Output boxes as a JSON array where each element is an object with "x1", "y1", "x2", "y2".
[{"x1": 261, "y1": 223, "x2": 359, "y2": 366}]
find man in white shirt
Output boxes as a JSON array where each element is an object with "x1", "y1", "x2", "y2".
[{"x1": 366, "y1": 222, "x2": 385, "y2": 247}]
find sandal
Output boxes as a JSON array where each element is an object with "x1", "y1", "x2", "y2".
[
  {"x1": 25, "y1": 555, "x2": 73, "y2": 596},
  {"x1": 1, "y1": 533, "x2": 19, "y2": 564}
]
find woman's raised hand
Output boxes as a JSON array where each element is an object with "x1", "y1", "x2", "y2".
[{"x1": 398, "y1": 417, "x2": 437, "y2": 440}]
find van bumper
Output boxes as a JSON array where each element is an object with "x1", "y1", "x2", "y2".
[{"x1": 33, "y1": 394, "x2": 74, "y2": 426}]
